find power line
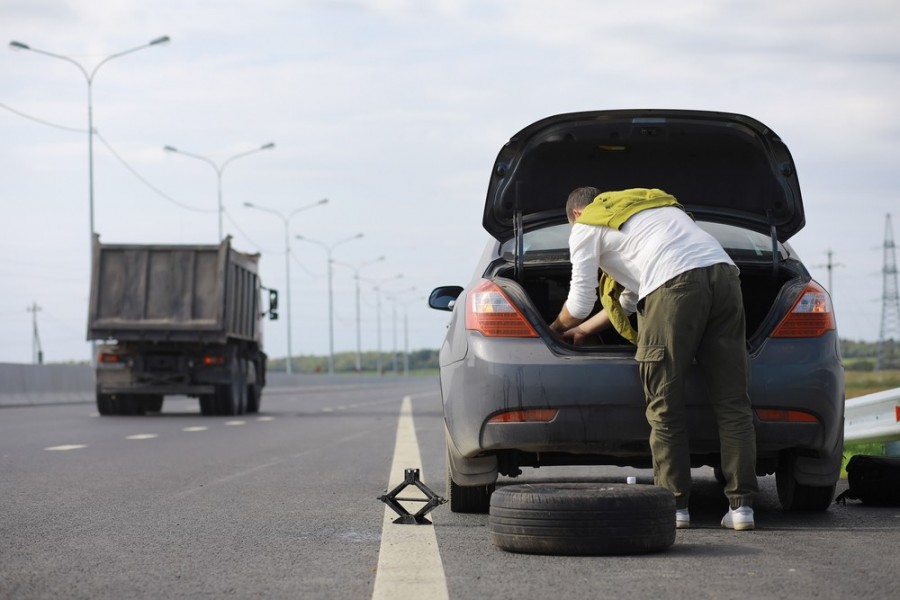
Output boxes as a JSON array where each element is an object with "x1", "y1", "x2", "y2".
[
  {"x1": 0, "y1": 101, "x2": 87, "y2": 133},
  {"x1": 94, "y1": 131, "x2": 216, "y2": 214},
  {"x1": 3, "y1": 101, "x2": 217, "y2": 215}
]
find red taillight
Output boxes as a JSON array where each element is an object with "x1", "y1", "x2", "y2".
[
  {"x1": 465, "y1": 279, "x2": 538, "y2": 338},
  {"x1": 755, "y1": 408, "x2": 819, "y2": 424},
  {"x1": 98, "y1": 353, "x2": 120, "y2": 364},
  {"x1": 203, "y1": 356, "x2": 225, "y2": 365},
  {"x1": 771, "y1": 282, "x2": 836, "y2": 338},
  {"x1": 488, "y1": 408, "x2": 559, "y2": 423}
]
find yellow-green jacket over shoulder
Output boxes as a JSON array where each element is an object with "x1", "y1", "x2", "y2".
[{"x1": 575, "y1": 188, "x2": 682, "y2": 229}]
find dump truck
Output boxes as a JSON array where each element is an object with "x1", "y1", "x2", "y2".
[{"x1": 87, "y1": 234, "x2": 278, "y2": 416}]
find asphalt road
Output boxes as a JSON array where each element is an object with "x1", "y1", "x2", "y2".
[{"x1": 2, "y1": 377, "x2": 898, "y2": 599}]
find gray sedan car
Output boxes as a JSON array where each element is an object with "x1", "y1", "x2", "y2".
[{"x1": 430, "y1": 109, "x2": 844, "y2": 513}]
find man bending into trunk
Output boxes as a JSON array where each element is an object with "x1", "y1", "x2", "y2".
[{"x1": 549, "y1": 186, "x2": 758, "y2": 531}]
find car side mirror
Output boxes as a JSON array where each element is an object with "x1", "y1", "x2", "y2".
[{"x1": 429, "y1": 286, "x2": 463, "y2": 311}]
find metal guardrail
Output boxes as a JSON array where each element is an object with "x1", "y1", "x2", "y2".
[{"x1": 844, "y1": 387, "x2": 900, "y2": 444}]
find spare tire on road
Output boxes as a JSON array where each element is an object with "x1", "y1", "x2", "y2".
[{"x1": 489, "y1": 482, "x2": 676, "y2": 556}]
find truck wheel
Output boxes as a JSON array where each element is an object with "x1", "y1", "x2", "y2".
[
  {"x1": 245, "y1": 384, "x2": 261, "y2": 414},
  {"x1": 97, "y1": 394, "x2": 116, "y2": 416},
  {"x1": 118, "y1": 395, "x2": 146, "y2": 416},
  {"x1": 215, "y1": 360, "x2": 246, "y2": 416},
  {"x1": 489, "y1": 483, "x2": 676, "y2": 556},
  {"x1": 199, "y1": 395, "x2": 216, "y2": 416},
  {"x1": 144, "y1": 395, "x2": 164, "y2": 413}
]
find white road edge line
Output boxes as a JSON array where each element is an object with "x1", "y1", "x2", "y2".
[
  {"x1": 372, "y1": 396, "x2": 449, "y2": 600},
  {"x1": 45, "y1": 444, "x2": 88, "y2": 451}
]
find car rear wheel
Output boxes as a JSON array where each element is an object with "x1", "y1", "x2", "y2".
[
  {"x1": 446, "y1": 463, "x2": 494, "y2": 513},
  {"x1": 489, "y1": 483, "x2": 676, "y2": 555},
  {"x1": 776, "y1": 453, "x2": 837, "y2": 511}
]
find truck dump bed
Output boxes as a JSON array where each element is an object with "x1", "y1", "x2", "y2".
[{"x1": 87, "y1": 235, "x2": 261, "y2": 344}]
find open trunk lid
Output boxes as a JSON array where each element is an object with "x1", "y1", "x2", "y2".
[{"x1": 483, "y1": 110, "x2": 804, "y2": 245}]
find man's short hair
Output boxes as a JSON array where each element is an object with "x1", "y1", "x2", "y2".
[{"x1": 566, "y1": 187, "x2": 600, "y2": 222}]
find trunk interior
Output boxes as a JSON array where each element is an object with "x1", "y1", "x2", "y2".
[{"x1": 493, "y1": 259, "x2": 801, "y2": 348}]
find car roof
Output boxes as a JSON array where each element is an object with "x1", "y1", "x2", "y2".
[{"x1": 482, "y1": 109, "x2": 804, "y2": 243}]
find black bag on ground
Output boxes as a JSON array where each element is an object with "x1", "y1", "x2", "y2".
[{"x1": 835, "y1": 455, "x2": 900, "y2": 506}]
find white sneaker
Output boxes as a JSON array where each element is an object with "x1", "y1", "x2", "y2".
[
  {"x1": 675, "y1": 508, "x2": 690, "y2": 529},
  {"x1": 721, "y1": 506, "x2": 754, "y2": 531}
]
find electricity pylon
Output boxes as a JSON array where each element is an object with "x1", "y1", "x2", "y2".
[{"x1": 876, "y1": 214, "x2": 899, "y2": 371}]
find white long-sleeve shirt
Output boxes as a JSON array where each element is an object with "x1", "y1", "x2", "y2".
[{"x1": 566, "y1": 206, "x2": 736, "y2": 319}]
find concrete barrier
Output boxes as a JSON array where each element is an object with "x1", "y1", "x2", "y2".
[
  {"x1": 0, "y1": 364, "x2": 429, "y2": 408},
  {"x1": 0, "y1": 363, "x2": 95, "y2": 407}
]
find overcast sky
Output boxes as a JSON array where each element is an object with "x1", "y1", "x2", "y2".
[{"x1": 2, "y1": 0, "x2": 899, "y2": 365}]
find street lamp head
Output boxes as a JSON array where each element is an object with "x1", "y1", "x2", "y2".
[
  {"x1": 243, "y1": 202, "x2": 255, "y2": 208},
  {"x1": 260, "y1": 142, "x2": 275, "y2": 150},
  {"x1": 9, "y1": 40, "x2": 30, "y2": 51},
  {"x1": 150, "y1": 36, "x2": 171, "y2": 46},
  {"x1": 354, "y1": 233, "x2": 364, "y2": 239},
  {"x1": 318, "y1": 198, "x2": 329, "y2": 205},
  {"x1": 163, "y1": 145, "x2": 178, "y2": 153}
]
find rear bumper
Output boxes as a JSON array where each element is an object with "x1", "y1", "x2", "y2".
[{"x1": 441, "y1": 331, "x2": 844, "y2": 467}]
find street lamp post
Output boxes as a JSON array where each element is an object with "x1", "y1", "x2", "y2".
[
  {"x1": 361, "y1": 274, "x2": 403, "y2": 375},
  {"x1": 244, "y1": 199, "x2": 328, "y2": 374},
  {"x1": 332, "y1": 256, "x2": 385, "y2": 373},
  {"x1": 165, "y1": 143, "x2": 275, "y2": 241},
  {"x1": 394, "y1": 295, "x2": 422, "y2": 376},
  {"x1": 387, "y1": 287, "x2": 416, "y2": 375},
  {"x1": 10, "y1": 36, "x2": 170, "y2": 364},
  {"x1": 296, "y1": 233, "x2": 364, "y2": 375},
  {"x1": 9, "y1": 36, "x2": 170, "y2": 249}
]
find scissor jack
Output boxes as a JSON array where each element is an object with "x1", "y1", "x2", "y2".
[{"x1": 378, "y1": 468, "x2": 447, "y2": 525}]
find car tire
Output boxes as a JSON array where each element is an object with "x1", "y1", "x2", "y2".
[
  {"x1": 489, "y1": 482, "x2": 676, "y2": 556},
  {"x1": 446, "y1": 464, "x2": 494, "y2": 514},
  {"x1": 776, "y1": 454, "x2": 837, "y2": 511}
]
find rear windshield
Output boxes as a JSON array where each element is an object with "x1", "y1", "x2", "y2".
[{"x1": 500, "y1": 221, "x2": 785, "y2": 260}]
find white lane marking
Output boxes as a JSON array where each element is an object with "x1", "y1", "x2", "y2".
[
  {"x1": 257, "y1": 416, "x2": 274, "y2": 422},
  {"x1": 225, "y1": 420, "x2": 246, "y2": 426},
  {"x1": 45, "y1": 444, "x2": 88, "y2": 451},
  {"x1": 183, "y1": 426, "x2": 208, "y2": 432},
  {"x1": 322, "y1": 407, "x2": 335, "y2": 413},
  {"x1": 126, "y1": 434, "x2": 158, "y2": 440},
  {"x1": 372, "y1": 396, "x2": 449, "y2": 600}
]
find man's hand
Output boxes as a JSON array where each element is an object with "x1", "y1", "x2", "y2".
[
  {"x1": 549, "y1": 304, "x2": 584, "y2": 333},
  {"x1": 561, "y1": 325, "x2": 591, "y2": 346}
]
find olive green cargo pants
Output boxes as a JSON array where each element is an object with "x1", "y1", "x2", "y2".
[{"x1": 635, "y1": 263, "x2": 758, "y2": 510}]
